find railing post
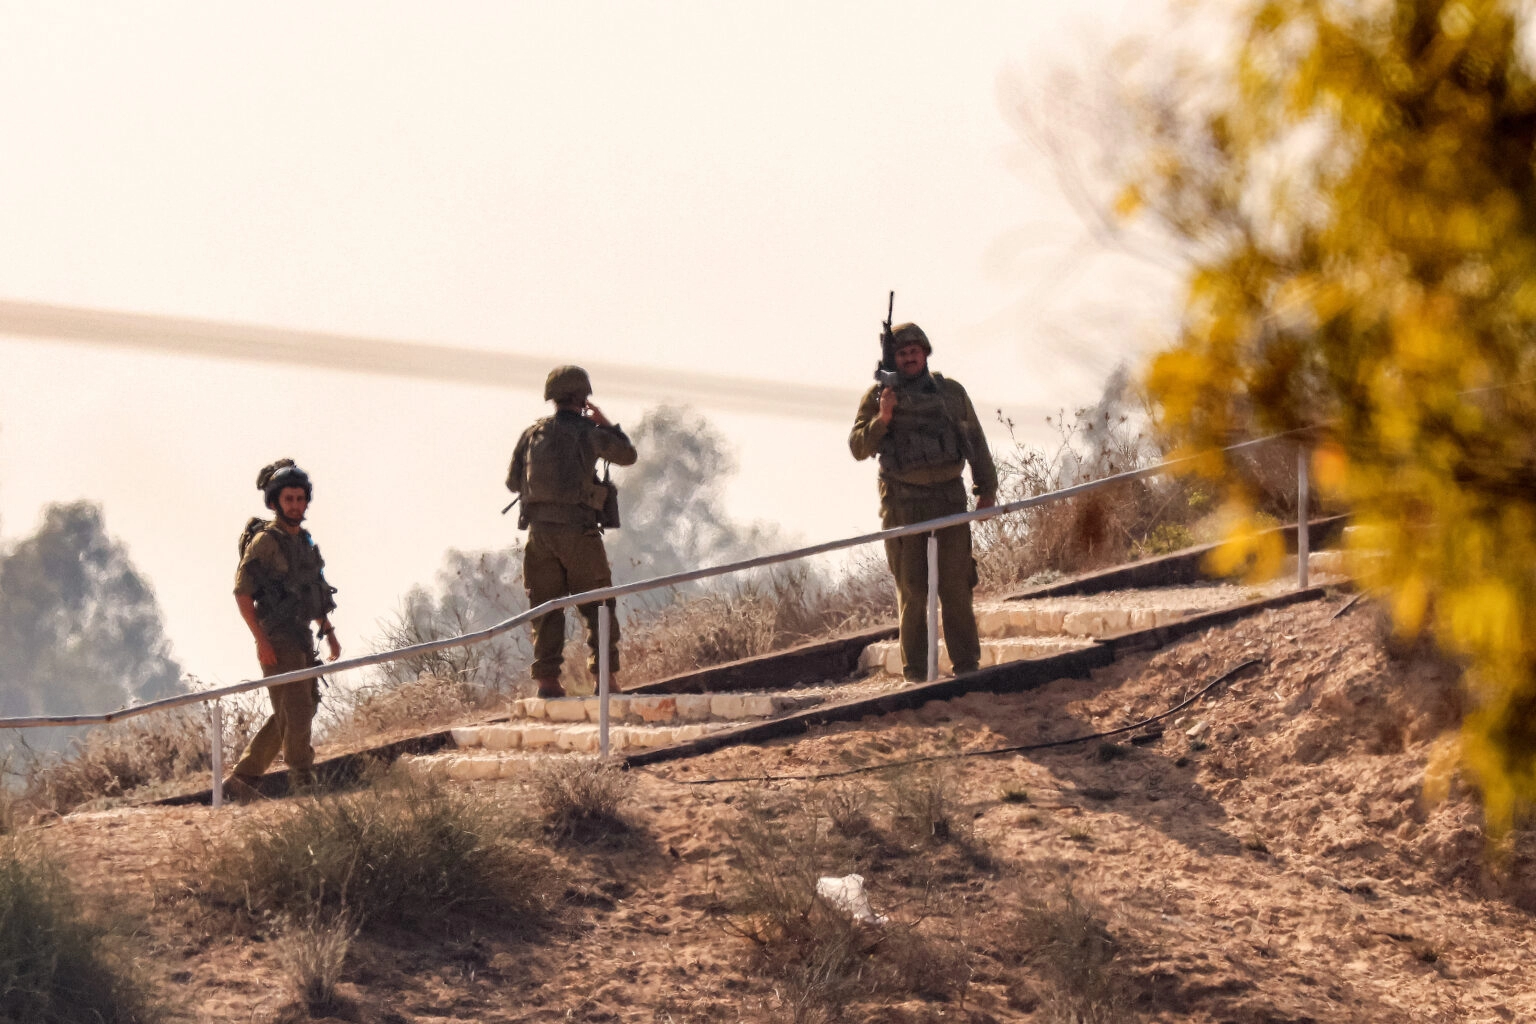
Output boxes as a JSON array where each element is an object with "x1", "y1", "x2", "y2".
[
  {"x1": 210, "y1": 699, "x2": 224, "y2": 810},
  {"x1": 926, "y1": 531, "x2": 940, "y2": 682},
  {"x1": 1297, "y1": 444, "x2": 1310, "y2": 590},
  {"x1": 598, "y1": 603, "x2": 611, "y2": 757}
]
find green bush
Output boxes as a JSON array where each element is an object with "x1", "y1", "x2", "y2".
[
  {"x1": 209, "y1": 768, "x2": 560, "y2": 932},
  {"x1": 0, "y1": 842, "x2": 154, "y2": 1023}
]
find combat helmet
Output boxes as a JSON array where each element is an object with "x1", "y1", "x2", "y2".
[
  {"x1": 544, "y1": 365, "x2": 593, "y2": 402},
  {"x1": 891, "y1": 323, "x2": 931, "y2": 355},
  {"x1": 257, "y1": 458, "x2": 313, "y2": 510}
]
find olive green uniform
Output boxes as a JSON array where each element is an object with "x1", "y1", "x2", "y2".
[
  {"x1": 231, "y1": 523, "x2": 336, "y2": 784},
  {"x1": 508, "y1": 409, "x2": 638, "y2": 680},
  {"x1": 849, "y1": 371, "x2": 998, "y2": 680}
]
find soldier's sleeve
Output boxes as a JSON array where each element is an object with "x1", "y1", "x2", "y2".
[
  {"x1": 234, "y1": 532, "x2": 280, "y2": 597},
  {"x1": 592, "y1": 424, "x2": 639, "y2": 467},
  {"x1": 954, "y1": 383, "x2": 999, "y2": 499},
  {"x1": 848, "y1": 386, "x2": 888, "y2": 461},
  {"x1": 506, "y1": 428, "x2": 532, "y2": 493}
]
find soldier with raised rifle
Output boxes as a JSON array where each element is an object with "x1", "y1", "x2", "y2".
[{"x1": 849, "y1": 298, "x2": 997, "y2": 681}]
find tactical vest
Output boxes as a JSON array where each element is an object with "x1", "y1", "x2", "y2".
[
  {"x1": 877, "y1": 373, "x2": 968, "y2": 485},
  {"x1": 248, "y1": 522, "x2": 337, "y2": 634},
  {"x1": 512, "y1": 414, "x2": 610, "y2": 526}
]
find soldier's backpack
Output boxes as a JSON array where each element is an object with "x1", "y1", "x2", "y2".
[
  {"x1": 512, "y1": 416, "x2": 617, "y2": 528},
  {"x1": 239, "y1": 516, "x2": 269, "y2": 559}
]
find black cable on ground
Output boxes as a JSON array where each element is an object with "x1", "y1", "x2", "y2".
[{"x1": 631, "y1": 657, "x2": 1265, "y2": 786}]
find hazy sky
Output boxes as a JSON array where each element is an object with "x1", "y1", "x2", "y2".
[{"x1": 0, "y1": 2, "x2": 1179, "y2": 696}]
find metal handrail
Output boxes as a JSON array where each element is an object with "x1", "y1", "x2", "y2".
[{"x1": 0, "y1": 428, "x2": 1312, "y2": 731}]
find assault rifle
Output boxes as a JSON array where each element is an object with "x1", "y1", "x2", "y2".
[{"x1": 873, "y1": 290, "x2": 898, "y2": 390}]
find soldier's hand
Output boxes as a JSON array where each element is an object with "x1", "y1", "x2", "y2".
[
  {"x1": 326, "y1": 632, "x2": 342, "y2": 662},
  {"x1": 585, "y1": 401, "x2": 613, "y2": 428},
  {"x1": 878, "y1": 387, "x2": 897, "y2": 424},
  {"x1": 976, "y1": 494, "x2": 997, "y2": 511},
  {"x1": 255, "y1": 636, "x2": 277, "y2": 669}
]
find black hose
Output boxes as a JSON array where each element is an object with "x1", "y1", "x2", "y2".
[{"x1": 632, "y1": 657, "x2": 1265, "y2": 786}]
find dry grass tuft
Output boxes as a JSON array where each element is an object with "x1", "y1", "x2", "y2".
[
  {"x1": 207, "y1": 766, "x2": 560, "y2": 933},
  {"x1": 272, "y1": 911, "x2": 356, "y2": 1017},
  {"x1": 721, "y1": 781, "x2": 982, "y2": 1020},
  {"x1": 569, "y1": 560, "x2": 897, "y2": 690},
  {"x1": 14, "y1": 696, "x2": 263, "y2": 817},
  {"x1": 0, "y1": 839, "x2": 156, "y2": 1023},
  {"x1": 324, "y1": 672, "x2": 505, "y2": 748},
  {"x1": 1013, "y1": 884, "x2": 1128, "y2": 1023},
  {"x1": 528, "y1": 758, "x2": 635, "y2": 844}
]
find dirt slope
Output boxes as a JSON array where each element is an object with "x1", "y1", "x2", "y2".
[{"x1": 30, "y1": 592, "x2": 1536, "y2": 1023}]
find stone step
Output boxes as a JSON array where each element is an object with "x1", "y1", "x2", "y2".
[
  {"x1": 974, "y1": 564, "x2": 1350, "y2": 640},
  {"x1": 858, "y1": 636, "x2": 1097, "y2": 676},
  {"x1": 496, "y1": 692, "x2": 824, "y2": 726},
  {"x1": 440, "y1": 720, "x2": 740, "y2": 762}
]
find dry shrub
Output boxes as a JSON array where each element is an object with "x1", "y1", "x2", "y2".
[
  {"x1": 16, "y1": 695, "x2": 263, "y2": 816},
  {"x1": 978, "y1": 387, "x2": 1182, "y2": 592},
  {"x1": 606, "y1": 560, "x2": 895, "y2": 687},
  {"x1": 272, "y1": 911, "x2": 356, "y2": 1017},
  {"x1": 1011, "y1": 884, "x2": 1128, "y2": 1024},
  {"x1": 882, "y1": 765, "x2": 968, "y2": 846},
  {"x1": 208, "y1": 766, "x2": 560, "y2": 933},
  {"x1": 325, "y1": 671, "x2": 504, "y2": 748},
  {"x1": 0, "y1": 839, "x2": 155, "y2": 1023},
  {"x1": 528, "y1": 758, "x2": 634, "y2": 844},
  {"x1": 721, "y1": 781, "x2": 980, "y2": 1020}
]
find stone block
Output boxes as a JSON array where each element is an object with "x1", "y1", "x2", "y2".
[
  {"x1": 630, "y1": 696, "x2": 678, "y2": 723},
  {"x1": 675, "y1": 694, "x2": 714, "y2": 722},
  {"x1": 520, "y1": 725, "x2": 560, "y2": 748},
  {"x1": 1101, "y1": 608, "x2": 1130, "y2": 633},
  {"x1": 1129, "y1": 608, "x2": 1156, "y2": 631},
  {"x1": 673, "y1": 724, "x2": 707, "y2": 742},
  {"x1": 520, "y1": 698, "x2": 548, "y2": 720},
  {"x1": 481, "y1": 725, "x2": 520, "y2": 751},
  {"x1": 976, "y1": 608, "x2": 1010, "y2": 636},
  {"x1": 585, "y1": 695, "x2": 631, "y2": 723},
  {"x1": 885, "y1": 646, "x2": 903, "y2": 675},
  {"x1": 545, "y1": 699, "x2": 591, "y2": 723},
  {"x1": 450, "y1": 727, "x2": 482, "y2": 748},
  {"x1": 1034, "y1": 608, "x2": 1066, "y2": 634},
  {"x1": 633, "y1": 727, "x2": 677, "y2": 748},
  {"x1": 741, "y1": 695, "x2": 776, "y2": 718},
  {"x1": 557, "y1": 726, "x2": 599, "y2": 753},
  {"x1": 1061, "y1": 611, "x2": 1096, "y2": 636},
  {"x1": 447, "y1": 756, "x2": 500, "y2": 782},
  {"x1": 710, "y1": 694, "x2": 747, "y2": 719}
]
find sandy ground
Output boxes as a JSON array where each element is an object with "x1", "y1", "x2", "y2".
[{"x1": 28, "y1": 591, "x2": 1536, "y2": 1023}]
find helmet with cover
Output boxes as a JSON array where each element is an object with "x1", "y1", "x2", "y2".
[
  {"x1": 257, "y1": 458, "x2": 313, "y2": 511},
  {"x1": 543, "y1": 365, "x2": 593, "y2": 402},
  {"x1": 890, "y1": 323, "x2": 931, "y2": 355}
]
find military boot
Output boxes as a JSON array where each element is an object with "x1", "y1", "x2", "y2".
[{"x1": 535, "y1": 674, "x2": 566, "y2": 699}]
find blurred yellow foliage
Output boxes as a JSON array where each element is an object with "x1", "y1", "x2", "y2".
[{"x1": 1126, "y1": 0, "x2": 1536, "y2": 831}]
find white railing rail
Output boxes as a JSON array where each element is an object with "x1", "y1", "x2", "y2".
[{"x1": 0, "y1": 429, "x2": 1320, "y2": 804}]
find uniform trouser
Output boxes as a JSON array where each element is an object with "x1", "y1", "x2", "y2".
[
  {"x1": 525, "y1": 521, "x2": 620, "y2": 680},
  {"x1": 232, "y1": 639, "x2": 321, "y2": 783},
  {"x1": 881, "y1": 479, "x2": 981, "y2": 681}
]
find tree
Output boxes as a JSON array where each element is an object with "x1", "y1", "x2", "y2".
[
  {"x1": 607, "y1": 405, "x2": 778, "y2": 588},
  {"x1": 0, "y1": 501, "x2": 182, "y2": 717},
  {"x1": 1118, "y1": 0, "x2": 1536, "y2": 829}
]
